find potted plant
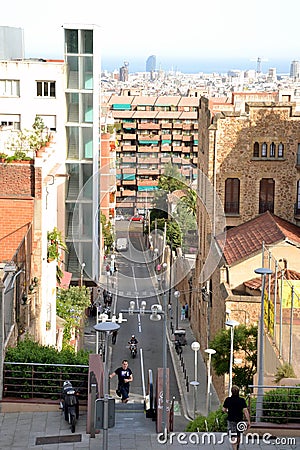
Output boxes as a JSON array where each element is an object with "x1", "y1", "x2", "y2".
[
  {"x1": 47, "y1": 227, "x2": 68, "y2": 262},
  {"x1": 0, "y1": 152, "x2": 7, "y2": 162}
]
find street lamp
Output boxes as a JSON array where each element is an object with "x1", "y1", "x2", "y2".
[
  {"x1": 110, "y1": 254, "x2": 115, "y2": 274},
  {"x1": 205, "y1": 348, "x2": 216, "y2": 414},
  {"x1": 225, "y1": 319, "x2": 239, "y2": 396},
  {"x1": 191, "y1": 341, "x2": 200, "y2": 418},
  {"x1": 254, "y1": 267, "x2": 273, "y2": 422},
  {"x1": 80, "y1": 262, "x2": 85, "y2": 287},
  {"x1": 174, "y1": 290, "x2": 180, "y2": 330},
  {"x1": 94, "y1": 321, "x2": 120, "y2": 450}
]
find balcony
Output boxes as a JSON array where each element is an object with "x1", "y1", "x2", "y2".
[
  {"x1": 122, "y1": 133, "x2": 136, "y2": 140},
  {"x1": 123, "y1": 121, "x2": 136, "y2": 129},
  {"x1": 138, "y1": 135, "x2": 160, "y2": 144},
  {"x1": 173, "y1": 133, "x2": 182, "y2": 140},
  {"x1": 161, "y1": 123, "x2": 173, "y2": 129},
  {"x1": 137, "y1": 156, "x2": 159, "y2": 164},
  {"x1": 173, "y1": 122, "x2": 183, "y2": 129},
  {"x1": 137, "y1": 146, "x2": 159, "y2": 152},
  {"x1": 182, "y1": 135, "x2": 193, "y2": 142},
  {"x1": 122, "y1": 179, "x2": 136, "y2": 185},
  {"x1": 138, "y1": 123, "x2": 160, "y2": 130},
  {"x1": 137, "y1": 179, "x2": 159, "y2": 187},
  {"x1": 121, "y1": 145, "x2": 136, "y2": 151},
  {"x1": 122, "y1": 156, "x2": 136, "y2": 163}
]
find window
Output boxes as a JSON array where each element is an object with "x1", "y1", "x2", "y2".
[
  {"x1": 253, "y1": 142, "x2": 259, "y2": 157},
  {"x1": 36, "y1": 81, "x2": 56, "y2": 97},
  {"x1": 296, "y1": 180, "x2": 300, "y2": 215},
  {"x1": 0, "y1": 79, "x2": 20, "y2": 96},
  {"x1": 259, "y1": 178, "x2": 274, "y2": 213},
  {"x1": 261, "y1": 142, "x2": 267, "y2": 157},
  {"x1": 270, "y1": 142, "x2": 276, "y2": 157},
  {"x1": 225, "y1": 178, "x2": 240, "y2": 214},
  {"x1": 0, "y1": 114, "x2": 20, "y2": 130},
  {"x1": 278, "y1": 143, "x2": 284, "y2": 158},
  {"x1": 297, "y1": 144, "x2": 300, "y2": 166}
]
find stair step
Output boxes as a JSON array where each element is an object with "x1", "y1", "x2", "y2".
[{"x1": 115, "y1": 402, "x2": 145, "y2": 412}]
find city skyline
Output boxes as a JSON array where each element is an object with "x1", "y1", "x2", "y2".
[{"x1": 1, "y1": 0, "x2": 300, "y2": 74}]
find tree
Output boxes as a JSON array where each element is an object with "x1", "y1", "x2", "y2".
[
  {"x1": 152, "y1": 163, "x2": 187, "y2": 214},
  {"x1": 150, "y1": 218, "x2": 182, "y2": 248},
  {"x1": 56, "y1": 286, "x2": 91, "y2": 347},
  {"x1": 209, "y1": 324, "x2": 258, "y2": 393},
  {"x1": 100, "y1": 212, "x2": 114, "y2": 252}
]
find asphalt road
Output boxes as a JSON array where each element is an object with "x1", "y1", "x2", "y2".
[{"x1": 109, "y1": 221, "x2": 181, "y2": 404}]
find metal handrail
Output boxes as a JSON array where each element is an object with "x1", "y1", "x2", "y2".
[{"x1": 3, "y1": 361, "x2": 89, "y2": 402}]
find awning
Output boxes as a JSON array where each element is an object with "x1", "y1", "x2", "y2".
[{"x1": 57, "y1": 270, "x2": 72, "y2": 289}]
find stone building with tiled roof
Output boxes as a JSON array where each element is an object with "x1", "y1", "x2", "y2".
[{"x1": 190, "y1": 97, "x2": 300, "y2": 397}]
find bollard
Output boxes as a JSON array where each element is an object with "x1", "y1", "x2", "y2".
[
  {"x1": 184, "y1": 369, "x2": 186, "y2": 379},
  {"x1": 186, "y1": 377, "x2": 189, "y2": 392}
]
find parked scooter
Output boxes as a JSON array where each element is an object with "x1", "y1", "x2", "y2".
[{"x1": 60, "y1": 381, "x2": 79, "y2": 433}]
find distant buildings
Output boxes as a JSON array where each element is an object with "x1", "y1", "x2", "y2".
[
  {"x1": 119, "y1": 61, "x2": 129, "y2": 82},
  {"x1": 146, "y1": 55, "x2": 156, "y2": 72},
  {"x1": 290, "y1": 60, "x2": 300, "y2": 80}
]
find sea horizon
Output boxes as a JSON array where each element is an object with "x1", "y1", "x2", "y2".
[{"x1": 101, "y1": 55, "x2": 295, "y2": 76}]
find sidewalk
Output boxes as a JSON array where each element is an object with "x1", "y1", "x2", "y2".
[{"x1": 166, "y1": 312, "x2": 220, "y2": 420}]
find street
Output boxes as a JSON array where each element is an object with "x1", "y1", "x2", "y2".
[{"x1": 89, "y1": 220, "x2": 188, "y2": 430}]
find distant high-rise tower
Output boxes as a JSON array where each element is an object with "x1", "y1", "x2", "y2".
[
  {"x1": 0, "y1": 26, "x2": 24, "y2": 60},
  {"x1": 146, "y1": 55, "x2": 156, "y2": 72},
  {"x1": 290, "y1": 60, "x2": 300, "y2": 80},
  {"x1": 119, "y1": 61, "x2": 129, "y2": 82}
]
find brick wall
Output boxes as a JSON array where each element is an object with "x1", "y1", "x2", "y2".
[{"x1": 0, "y1": 163, "x2": 42, "y2": 261}]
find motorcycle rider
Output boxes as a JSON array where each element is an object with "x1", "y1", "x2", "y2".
[{"x1": 128, "y1": 334, "x2": 138, "y2": 346}]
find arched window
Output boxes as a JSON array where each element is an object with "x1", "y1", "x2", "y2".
[
  {"x1": 278, "y1": 142, "x2": 284, "y2": 158},
  {"x1": 261, "y1": 142, "x2": 267, "y2": 157},
  {"x1": 297, "y1": 144, "x2": 300, "y2": 165},
  {"x1": 225, "y1": 178, "x2": 240, "y2": 214},
  {"x1": 270, "y1": 142, "x2": 276, "y2": 157},
  {"x1": 253, "y1": 142, "x2": 259, "y2": 157},
  {"x1": 259, "y1": 178, "x2": 274, "y2": 213},
  {"x1": 296, "y1": 180, "x2": 300, "y2": 215}
]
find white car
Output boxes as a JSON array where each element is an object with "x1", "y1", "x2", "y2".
[{"x1": 115, "y1": 215, "x2": 125, "y2": 221}]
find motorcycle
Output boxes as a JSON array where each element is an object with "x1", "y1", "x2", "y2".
[
  {"x1": 60, "y1": 381, "x2": 79, "y2": 433},
  {"x1": 129, "y1": 342, "x2": 137, "y2": 358}
]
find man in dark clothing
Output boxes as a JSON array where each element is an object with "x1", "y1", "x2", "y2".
[
  {"x1": 223, "y1": 385, "x2": 250, "y2": 450},
  {"x1": 109, "y1": 360, "x2": 133, "y2": 403}
]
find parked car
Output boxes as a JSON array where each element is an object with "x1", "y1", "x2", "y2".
[
  {"x1": 131, "y1": 215, "x2": 144, "y2": 222},
  {"x1": 116, "y1": 237, "x2": 129, "y2": 251},
  {"x1": 115, "y1": 215, "x2": 125, "y2": 221}
]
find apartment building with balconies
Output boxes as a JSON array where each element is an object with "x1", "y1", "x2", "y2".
[{"x1": 104, "y1": 94, "x2": 200, "y2": 215}]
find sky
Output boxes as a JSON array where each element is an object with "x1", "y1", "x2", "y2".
[{"x1": 1, "y1": 0, "x2": 300, "y2": 73}]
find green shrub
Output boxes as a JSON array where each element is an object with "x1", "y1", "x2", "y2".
[
  {"x1": 185, "y1": 406, "x2": 227, "y2": 432},
  {"x1": 274, "y1": 363, "x2": 296, "y2": 383},
  {"x1": 4, "y1": 336, "x2": 90, "y2": 399},
  {"x1": 262, "y1": 387, "x2": 300, "y2": 424}
]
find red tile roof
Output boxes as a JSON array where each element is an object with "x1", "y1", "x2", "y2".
[
  {"x1": 216, "y1": 211, "x2": 300, "y2": 266},
  {"x1": 244, "y1": 268, "x2": 300, "y2": 292}
]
